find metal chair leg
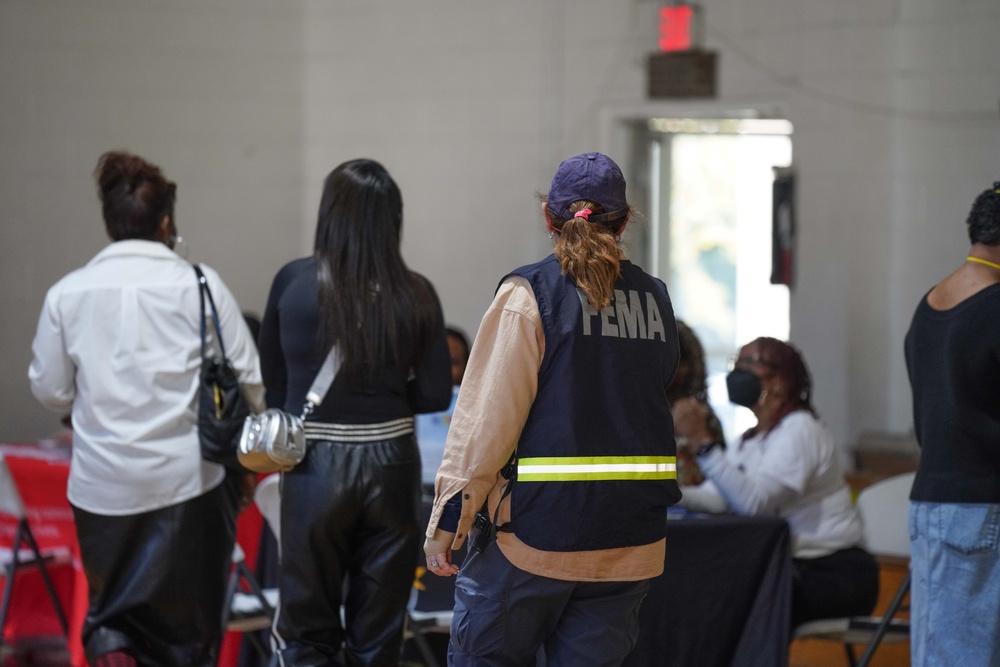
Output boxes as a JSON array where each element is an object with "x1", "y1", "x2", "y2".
[
  {"x1": 843, "y1": 642, "x2": 858, "y2": 667},
  {"x1": 0, "y1": 546, "x2": 20, "y2": 646},
  {"x1": 857, "y1": 571, "x2": 911, "y2": 667},
  {"x1": 0, "y1": 520, "x2": 69, "y2": 644},
  {"x1": 20, "y1": 519, "x2": 69, "y2": 634},
  {"x1": 404, "y1": 614, "x2": 441, "y2": 667},
  {"x1": 245, "y1": 631, "x2": 270, "y2": 659}
]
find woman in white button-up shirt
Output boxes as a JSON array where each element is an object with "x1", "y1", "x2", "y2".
[{"x1": 29, "y1": 151, "x2": 263, "y2": 667}]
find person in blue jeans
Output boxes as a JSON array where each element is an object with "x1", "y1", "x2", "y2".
[{"x1": 904, "y1": 181, "x2": 1000, "y2": 666}]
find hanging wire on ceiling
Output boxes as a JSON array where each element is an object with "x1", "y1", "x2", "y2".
[
  {"x1": 565, "y1": 0, "x2": 996, "y2": 149},
  {"x1": 703, "y1": 19, "x2": 997, "y2": 125}
]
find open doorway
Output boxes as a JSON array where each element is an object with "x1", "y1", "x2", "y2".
[{"x1": 630, "y1": 117, "x2": 793, "y2": 441}]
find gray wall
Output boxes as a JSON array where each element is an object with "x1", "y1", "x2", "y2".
[
  {"x1": 1, "y1": 1, "x2": 304, "y2": 438},
  {"x1": 2, "y1": 0, "x2": 999, "y2": 461}
]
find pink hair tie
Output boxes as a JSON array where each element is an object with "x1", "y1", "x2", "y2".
[{"x1": 573, "y1": 209, "x2": 592, "y2": 220}]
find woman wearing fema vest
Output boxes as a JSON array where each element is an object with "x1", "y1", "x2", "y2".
[
  {"x1": 424, "y1": 153, "x2": 681, "y2": 665},
  {"x1": 672, "y1": 338, "x2": 880, "y2": 629}
]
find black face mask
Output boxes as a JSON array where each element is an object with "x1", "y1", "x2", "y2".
[{"x1": 726, "y1": 369, "x2": 762, "y2": 408}]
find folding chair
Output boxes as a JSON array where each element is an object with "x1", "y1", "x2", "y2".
[
  {"x1": 403, "y1": 495, "x2": 463, "y2": 667},
  {"x1": 404, "y1": 571, "x2": 454, "y2": 667},
  {"x1": 793, "y1": 471, "x2": 915, "y2": 667},
  {"x1": 0, "y1": 453, "x2": 70, "y2": 645},
  {"x1": 222, "y1": 541, "x2": 279, "y2": 661},
  {"x1": 220, "y1": 474, "x2": 282, "y2": 664}
]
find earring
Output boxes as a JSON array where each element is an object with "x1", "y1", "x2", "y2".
[
  {"x1": 548, "y1": 231, "x2": 554, "y2": 239},
  {"x1": 615, "y1": 234, "x2": 622, "y2": 243}
]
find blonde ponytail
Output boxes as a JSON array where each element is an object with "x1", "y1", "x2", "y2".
[{"x1": 548, "y1": 200, "x2": 625, "y2": 311}]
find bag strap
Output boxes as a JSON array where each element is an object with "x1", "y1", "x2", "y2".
[
  {"x1": 194, "y1": 265, "x2": 228, "y2": 362},
  {"x1": 192, "y1": 265, "x2": 340, "y2": 420},
  {"x1": 301, "y1": 347, "x2": 342, "y2": 420}
]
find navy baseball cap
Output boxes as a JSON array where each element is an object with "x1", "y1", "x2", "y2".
[{"x1": 547, "y1": 152, "x2": 629, "y2": 223}]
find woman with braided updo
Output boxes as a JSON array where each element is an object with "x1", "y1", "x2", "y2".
[
  {"x1": 29, "y1": 151, "x2": 263, "y2": 665},
  {"x1": 905, "y1": 181, "x2": 1000, "y2": 666}
]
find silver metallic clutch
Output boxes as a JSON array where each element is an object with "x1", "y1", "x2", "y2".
[
  {"x1": 238, "y1": 409, "x2": 307, "y2": 473},
  {"x1": 238, "y1": 347, "x2": 340, "y2": 473}
]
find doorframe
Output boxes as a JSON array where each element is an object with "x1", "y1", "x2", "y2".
[
  {"x1": 597, "y1": 99, "x2": 790, "y2": 280},
  {"x1": 597, "y1": 99, "x2": 789, "y2": 158},
  {"x1": 597, "y1": 99, "x2": 793, "y2": 443}
]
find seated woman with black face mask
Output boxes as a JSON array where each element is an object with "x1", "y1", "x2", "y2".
[{"x1": 672, "y1": 336, "x2": 879, "y2": 629}]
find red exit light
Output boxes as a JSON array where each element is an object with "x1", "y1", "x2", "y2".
[{"x1": 659, "y1": 5, "x2": 693, "y2": 52}]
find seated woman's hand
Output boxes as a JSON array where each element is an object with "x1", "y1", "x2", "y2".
[
  {"x1": 676, "y1": 449, "x2": 706, "y2": 486},
  {"x1": 671, "y1": 396, "x2": 713, "y2": 446}
]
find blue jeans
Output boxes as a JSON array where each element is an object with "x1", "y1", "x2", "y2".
[
  {"x1": 449, "y1": 539, "x2": 649, "y2": 667},
  {"x1": 909, "y1": 501, "x2": 1000, "y2": 667}
]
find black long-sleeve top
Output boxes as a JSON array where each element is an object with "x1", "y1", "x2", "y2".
[
  {"x1": 259, "y1": 256, "x2": 452, "y2": 423},
  {"x1": 905, "y1": 285, "x2": 1000, "y2": 503}
]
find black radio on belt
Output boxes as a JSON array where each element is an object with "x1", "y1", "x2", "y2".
[
  {"x1": 470, "y1": 454, "x2": 516, "y2": 553},
  {"x1": 471, "y1": 511, "x2": 497, "y2": 553}
]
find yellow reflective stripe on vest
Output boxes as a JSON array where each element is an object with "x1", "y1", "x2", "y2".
[{"x1": 516, "y1": 456, "x2": 677, "y2": 482}]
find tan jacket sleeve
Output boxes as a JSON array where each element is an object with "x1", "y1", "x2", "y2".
[{"x1": 424, "y1": 276, "x2": 544, "y2": 550}]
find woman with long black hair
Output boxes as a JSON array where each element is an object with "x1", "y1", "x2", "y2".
[{"x1": 259, "y1": 159, "x2": 451, "y2": 664}]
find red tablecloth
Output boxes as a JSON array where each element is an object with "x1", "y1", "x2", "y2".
[{"x1": 0, "y1": 444, "x2": 265, "y2": 666}]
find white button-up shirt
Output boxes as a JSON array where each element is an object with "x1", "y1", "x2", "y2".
[
  {"x1": 696, "y1": 410, "x2": 864, "y2": 558},
  {"x1": 29, "y1": 240, "x2": 264, "y2": 515}
]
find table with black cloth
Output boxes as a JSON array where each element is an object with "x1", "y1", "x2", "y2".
[
  {"x1": 622, "y1": 511, "x2": 792, "y2": 667},
  {"x1": 411, "y1": 506, "x2": 792, "y2": 667}
]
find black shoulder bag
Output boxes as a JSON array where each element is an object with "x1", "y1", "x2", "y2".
[{"x1": 195, "y1": 265, "x2": 250, "y2": 470}]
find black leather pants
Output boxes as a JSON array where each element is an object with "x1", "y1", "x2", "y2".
[
  {"x1": 71, "y1": 475, "x2": 238, "y2": 666},
  {"x1": 276, "y1": 431, "x2": 421, "y2": 666}
]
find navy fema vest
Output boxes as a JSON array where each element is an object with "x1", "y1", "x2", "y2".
[{"x1": 505, "y1": 255, "x2": 681, "y2": 552}]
